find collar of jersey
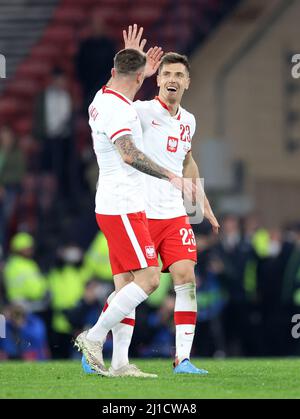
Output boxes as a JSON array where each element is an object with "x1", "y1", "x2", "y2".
[
  {"x1": 102, "y1": 85, "x2": 132, "y2": 105},
  {"x1": 154, "y1": 96, "x2": 181, "y2": 120}
]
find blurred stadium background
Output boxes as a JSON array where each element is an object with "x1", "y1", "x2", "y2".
[{"x1": 0, "y1": 0, "x2": 300, "y2": 363}]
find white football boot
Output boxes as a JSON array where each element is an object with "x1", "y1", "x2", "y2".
[
  {"x1": 74, "y1": 330, "x2": 109, "y2": 376},
  {"x1": 109, "y1": 364, "x2": 157, "y2": 378}
]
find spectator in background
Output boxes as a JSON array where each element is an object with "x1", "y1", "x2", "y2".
[
  {"x1": 213, "y1": 214, "x2": 251, "y2": 356},
  {"x1": 0, "y1": 303, "x2": 49, "y2": 361},
  {"x1": 281, "y1": 223, "x2": 300, "y2": 355},
  {"x1": 65, "y1": 279, "x2": 109, "y2": 360},
  {"x1": 82, "y1": 231, "x2": 114, "y2": 296},
  {"x1": 33, "y1": 68, "x2": 74, "y2": 202},
  {"x1": 193, "y1": 229, "x2": 227, "y2": 358},
  {"x1": 3, "y1": 232, "x2": 48, "y2": 314},
  {"x1": 18, "y1": 134, "x2": 41, "y2": 174},
  {"x1": 66, "y1": 279, "x2": 104, "y2": 333},
  {"x1": 47, "y1": 243, "x2": 90, "y2": 359},
  {"x1": 35, "y1": 174, "x2": 62, "y2": 271},
  {"x1": 76, "y1": 11, "x2": 117, "y2": 111},
  {"x1": 0, "y1": 127, "x2": 25, "y2": 254},
  {"x1": 11, "y1": 174, "x2": 39, "y2": 239},
  {"x1": 137, "y1": 295, "x2": 176, "y2": 359}
]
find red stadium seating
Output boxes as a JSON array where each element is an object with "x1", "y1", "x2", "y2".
[
  {"x1": 54, "y1": 6, "x2": 86, "y2": 26},
  {"x1": 128, "y1": 7, "x2": 162, "y2": 27},
  {"x1": 0, "y1": 0, "x2": 233, "y2": 139},
  {"x1": 6, "y1": 79, "x2": 40, "y2": 100},
  {"x1": 16, "y1": 61, "x2": 51, "y2": 86},
  {"x1": 30, "y1": 44, "x2": 60, "y2": 64},
  {"x1": 42, "y1": 25, "x2": 74, "y2": 44},
  {"x1": 12, "y1": 117, "x2": 33, "y2": 136},
  {"x1": 0, "y1": 98, "x2": 20, "y2": 126}
]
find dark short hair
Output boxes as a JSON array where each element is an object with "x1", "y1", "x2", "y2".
[
  {"x1": 159, "y1": 52, "x2": 190, "y2": 74},
  {"x1": 114, "y1": 49, "x2": 146, "y2": 75}
]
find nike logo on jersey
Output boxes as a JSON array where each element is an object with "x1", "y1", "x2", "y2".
[
  {"x1": 152, "y1": 120, "x2": 161, "y2": 126},
  {"x1": 188, "y1": 248, "x2": 196, "y2": 253},
  {"x1": 185, "y1": 332, "x2": 194, "y2": 335}
]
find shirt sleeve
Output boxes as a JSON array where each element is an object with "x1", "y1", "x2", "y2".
[
  {"x1": 90, "y1": 100, "x2": 134, "y2": 143},
  {"x1": 105, "y1": 104, "x2": 135, "y2": 143}
]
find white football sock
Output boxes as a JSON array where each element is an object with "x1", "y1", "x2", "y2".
[
  {"x1": 98, "y1": 290, "x2": 136, "y2": 369},
  {"x1": 102, "y1": 291, "x2": 116, "y2": 314},
  {"x1": 174, "y1": 282, "x2": 197, "y2": 363},
  {"x1": 111, "y1": 309, "x2": 135, "y2": 370},
  {"x1": 87, "y1": 282, "x2": 147, "y2": 343}
]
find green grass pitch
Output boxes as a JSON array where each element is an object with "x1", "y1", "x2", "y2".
[{"x1": 0, "y1": 358, "x2": 299, "y2": 399}]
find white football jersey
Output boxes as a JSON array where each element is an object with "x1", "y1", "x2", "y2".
[
  {"x1": 133, "y1": 97, "x2": 196, "y2": 219},
  {"x1": 89, "y1": 86, "x2": 144, "y2": 215}
]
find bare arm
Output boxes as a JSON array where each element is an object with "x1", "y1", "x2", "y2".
[
  {"x1": 183, "y1": 151, "x2": 220, "y2": 233},
  {"x1": 115, "y1": 135, "x2": 175, "y2": 181},
  {"x1": 183, "y1": 151, "x2": 200, "y2": 180}
]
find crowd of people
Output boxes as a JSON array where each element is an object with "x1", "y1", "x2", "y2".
[{"x1": 1, "y1": 210, "x2": 300, "y2": 361}]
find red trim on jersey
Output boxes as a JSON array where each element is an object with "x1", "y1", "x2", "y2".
[
  {"x1": 155, "y1": 96, "x2": 181, "y2": 119},
  {"x1": 155, "y1": 96, "x2": 170, "y2": 111},
  {"x1": 102, "y1": 302, "x2": 109, "y2": 312},
  {"x1": 121, "y1": 318, "x2": 135, "y2": 327},
  {"x1": 102, "y1": 85, "x2": 131, "y2": 105},
  {"x1": 110, "y1": 128, "x2": 132, "y2": 140},
  {"x1": 174, "y1": 311, "x2": 197, "y2": 325}
]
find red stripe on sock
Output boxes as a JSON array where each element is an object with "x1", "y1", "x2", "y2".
[
  {"x1": 121, "y1": 318, "x2": 135, "y2": 326},
  {"x1": 102, "y1": 301, "x2": 135, "y2": 326},
  {"x1": 174, "y1": 311, "x2": 197, "y2": 325}
]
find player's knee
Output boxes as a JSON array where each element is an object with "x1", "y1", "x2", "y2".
[
  {"x1": 136, "y1": 267, "x2": 160, "y2": 294},
  {"x1": 174, "y1": 267, "x2": 195, "y2": 285},
  {"x1": 148, "y1": 272, "x2": 160, "y2": 293}
]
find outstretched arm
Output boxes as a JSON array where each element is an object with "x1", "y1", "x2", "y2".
[
  {"x1": 116, "y1": 134, "x2": 176, "y2": 181},
  {"x1": 115, "y1": 135, "x2": 195, "y2": 201},
  {"x1": 183, "y1": 151, "x2": 220, "y2": 234}
]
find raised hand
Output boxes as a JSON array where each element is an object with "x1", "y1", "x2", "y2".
[
  {"x1": 145, "y1": 46, "x2": 163, "y2": 78},
  {"x1": 123, "y1": 24, "x2": 147, "y2": 52},
  {"x1": 123, "y1": 24, "x2": 163, "y2": 78}
]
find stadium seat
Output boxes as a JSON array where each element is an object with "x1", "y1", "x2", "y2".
[
  {"x1": 54, "y1": 6, "x2": 86, "y2": 26},
  {"x1": 16, "y1": 61, "x2": 50, "y2": 84},
  {"x1": 42, "y1": 25, "x2": 74, "y2": 45},
  {"x1": 98, "y1": 8, "x2": 124, "y2": 24},
  {"x1": 133, "y1": 0, "x2": 168, "y2": 6},
  {"x1": 62, "y1": 0, "x2": 95, "y2": 6},
  {"x1": 97, "y1": 0, "x2": 130, "y2": 6},
  {"x1": 128, "y1": 7, "x2": 162, "y2": 27},
  {"x1": 0, "y1": 97, "x2": 20, "y2": 125},
  {"x1": 6, "y1": 79, "x2": 40, "y2": 100},
  {"x1": 12, "y1": 117, "x2": 33, "y2": 136},
  {"x1": 30, "y1": 44, "x2": 60, "y2": 64}
]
